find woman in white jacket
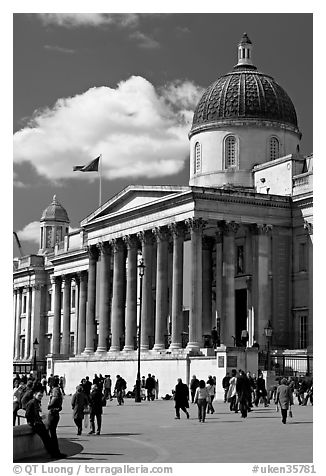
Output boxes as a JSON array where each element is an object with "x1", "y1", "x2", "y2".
[
  {"x1": 194, "y1": 380, "x2": 210, "y2": 423},
  {"x1": 226, "y1": 369, "x2": 238, "y2": 413},
  {"x1": 206, "y1": 376, "x2": 216, "y2": 414}
]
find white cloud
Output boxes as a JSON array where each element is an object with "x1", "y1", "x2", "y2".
[
  {"x1": 14, "y1": 76, "x2": 204, "y2": 183},
  {"x1": 129, "y1": 31, "x2": 160, "y2": 49},
  {"x1": 44, "y1": 44, "x2": 75, "y2": 54},
  {"x1": 36, "y1": 13, "x2": 139, "y2": 28},
  {"x1": 16, "y1": 221, "x2": 40, "y2": 244}
]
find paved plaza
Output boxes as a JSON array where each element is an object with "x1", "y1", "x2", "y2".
[{"x1": 17, "y1": 394, "x2": 313, "y2": 464}]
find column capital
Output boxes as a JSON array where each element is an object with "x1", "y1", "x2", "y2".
[
  {"x1": 97, "y1": 241, "x2": 112, "y2": 255},
  {"x1": 223, "y1": 221, "x2": 240, "y2": 235},
  {"x1": 153, "y1": 226, "x2": 170, "y2": 243},
  {"x1": 86, "y1": 244, "x2": 99, "y2": 260},
  {"x1": 123, "y1": 234, "x2": 139, "y2": 250},
  {"x1": 62, "y1": 275, "x2": 72, "y2": 286},
  {"x1": 257, "y1": 224, "x2": 273, "y2": 235},
  {"x1": 111, "y1": 238, "x2": 125, "y2": 253},
  {"x1": 137, "y1": 230, "x2": 154, "y2": 245},
  {"x1": 31, "y1": 283, "x2": 42, "y2": 291},
  {"x1": 50, "y1": 275, "x2": 61, "y2": 285},
  {"x1": 304, "y1": 220, "x2": 313, "y2": 235},
  {"x1": 185, "y1": 217, "x2": 206, "y2": 233},
  {"x1": 168, "y1": 222, "x2": 186, "y2": 239}
]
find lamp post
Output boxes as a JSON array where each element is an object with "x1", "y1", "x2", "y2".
[
  {"x1": 135, "y1": 258, "x2": 145, "y2": 403},
  {"x1": 33, "y1": 338, "x2": 39, "y2": 372},
  {"x1": 264, "y1": 321, "x2": 273, "y2": 370}
]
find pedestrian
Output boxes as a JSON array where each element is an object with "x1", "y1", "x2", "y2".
[
  {"x1": 41, "y1": 375, "x2": 48, "y2": 395},
  {"x1": 254, "y1": 372, "x2": 268, "y2": 407},
  {"x1": 145, "y1": 373, "x2": 156, "y2": 401},
  {"x1": 211, "y1": 327, "x2": 219, "y2": 348},
  {"x1": 47, "y1": 374, "x2": 54, "y2": 395},
  {"x1": 83, "y1": 376, "x2": 92, "y2": 397},
  {"x1": 25, "y1": 390, "x2": 66, "y2": 459},
  {"x1": 222, "y1": 372, "x2": 231, "y2": 403},
  {"x1": 93, "y1": 374, "x2": 100, "y2": 386},
  {"x1": 173, "y1": 378, "x2": 190, "y2": 420},
  {"x1": 21, "y1": 380, "x2": 35, "y2": 410},
  {"x1": 103, "y1": 375, "x2": 113, "y2": 401},
  {"x1": 226, "y1": 369, "x2": 238, "y2": 413},
  {"x1": 47, "y1": 376, "x2": 65, "y2": 457},
  {"x1": 154, "y1": 376, "x2": 159, "y2": 399},
  {"x1": 13, "y1": 379, "x2": 24, "y2": 425},
  {"x1": 59, "y1": 376, "x2": 66, "y2": 396},
  {"x1": 252, "y1": 340, "x2": 260, "y2": 350},
  {"x1": 246, "y1": 371, "x2": 255, "y2": 409},
  {"x1": 71, "y1": 385, "x2": 89, "y2": 435},
  {"x1": 206, "y1": 376, "x2": 216, "y2": 414},
  {"x1": 275, "y1": 378, "x2": 294, "y2": 424},
  {"x1": 236, "y1": 370, "x2": 252, "y2": 418},
  {"x1": 88, "y1": 384, "x2": 103, "y2": 435},
  {"x1": 190, "y1": 375, "x2": 200, "y2": 403},
  {"x1": 115, "y1": 375, "x2": 127, "y2": 405},
  {"x1": 194, "y1": 380, "x2": 210, "y2": 423}
]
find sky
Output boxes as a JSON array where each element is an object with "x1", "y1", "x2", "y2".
[{"x1": 13, "y1": 12, "x2": 313, "y2": 257}]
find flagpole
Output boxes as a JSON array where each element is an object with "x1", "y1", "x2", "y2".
[{"x1": 99, "y1": 154, "x2": 102, "y2": 207}]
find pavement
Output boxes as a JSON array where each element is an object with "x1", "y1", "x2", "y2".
[{"x1": 17, "y1": 395, "x2": 313, "y2": 464}]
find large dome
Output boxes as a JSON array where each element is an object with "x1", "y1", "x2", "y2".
[
  {"x1": 190, "y1": 34, "x2": 299, "y2": 137},
  {"x1": 41, "y1": 195, "x2": 69, "y2": 223}
]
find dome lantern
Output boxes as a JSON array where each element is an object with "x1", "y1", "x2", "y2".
[
  {"x1": 236, "y1": 32, "x2": 254, "y2": 68},
  {"x1": 39, "y1": 195, "x2": 70, "y2": 255}
]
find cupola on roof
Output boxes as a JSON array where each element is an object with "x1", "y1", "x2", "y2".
[
  {"x1": 190, "y1": 33, "x2": 299, "y2": 137},
  {"x1": 40, "y1": 195, "x2": 69, "y2": 223}
]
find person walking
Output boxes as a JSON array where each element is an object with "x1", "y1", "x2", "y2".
[
  {"x1": 236, "y1": 370, "x2": 252, "y2": 418},
  {"x1": 226, "y1": 369, "x2": 238, "y2": 413},
  {"x1": 254, "y1": 372, "x2": 268, "y2": 407},
  {"x1": 88, "y1": 384, "x2": 103, "y2": 435},
  {"x1": 71, "y1": 385, "x2": 89, "y2": 435},
  {"x1": 145, "y1": 374, "x2": 156, "y2": 401},
  {"x1": 103, "y1": 375, "x2": 113, "y2": 401},
  {"x1": 173, "y1": 378, "x2": 190, "y2": 420},
  {"x1": 25, "y1": 390, "x2": 66, "y2": 459},
  {"x1": 206, "y1": 376, "x2": 216, "y2": 414},
  {"x1": 194, "y1": 380, "x2": 210, "y2": 423},
  {"x1": 115, "y1": 375, "x2": 127, "y2": 405},
  {"x1": 222, "y1": 372, "x2": 230, "y2": 403},
  {"x1": 153, "y1": 375, "x2": 159, "y2": 399},
  {"x1": 190, "y1": 375, "x2": 200, "y2": 403},
  {"x1": 83, "y1": 376, "x2": 92, "y2": 397},
  {"x1": 275, "y1": 378, "x2": 294, "y2": 424},
  {"x1": 59, "y1": 376, "x2": 66, "y2": 396},
  {"x1": 47, "y1": 376, "x2": 65, "y2": 457}
]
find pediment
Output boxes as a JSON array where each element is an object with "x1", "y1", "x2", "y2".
[{"x1": 81, "y1": 185, "x2": 190, "y2": 226}]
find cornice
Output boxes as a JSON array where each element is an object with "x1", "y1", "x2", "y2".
[{"x1": 192, "y1": 188, "x2": 291, "y2": 209}]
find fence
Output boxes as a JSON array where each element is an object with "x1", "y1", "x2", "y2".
[{"x1": 259, "y1": 352, "x2": 313, "y2": 376}]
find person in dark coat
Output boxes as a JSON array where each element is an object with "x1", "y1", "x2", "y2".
[
  {"x1": 88, "y1": 384, "x2": 103, "y2": 435},
  {"x1": 47, "y1": 377, "x2": 65, "y2": 457},
  {"x1": 254, "y1": 373, "x2": 268, "y2": 407},
  {"x1": 275, "y1": 378, "x2": 294, "y2": 424},
  {"x1": 174, "y1": 378, "x2": 190, "y2": 419},
  {"x1": 115, "y1": 375, "x2": 127, "y2": 405},
  {"x1": 190, "y1": 375, "x2": 200, "y2": 403},
  {"x1": 71, "y1": 385, "x2": 89, "y2": 435},
  {"x1": 145, "y1": 374, "x2": 156, "y2": 401},
  {"x1": 236, "y1": 370, "x2": 252, "y2": 418},
  {"x1": 21, "y1": 380, "x2": 34, "y2": 410},
  {"x1": 222, "y1": 372, "x2": 231, "y2": 403},
  {"x1": 83, "y1": 376, "x2": 92, "y2": 397},
  {"x1": 25, "y1": 390, "x2": 66, "y2": 459}
]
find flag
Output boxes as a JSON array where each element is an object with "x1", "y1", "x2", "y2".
[{"x1": 73, "y1": 156, "x2": 100, "y2": 172}]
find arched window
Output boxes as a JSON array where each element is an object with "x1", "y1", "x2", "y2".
[
  {"x1": 269, "y1": 137, "x2": 280, "y2": 161},
  {"x1": 224, "y1": 135, "x2": 237, "y2": 168},
  {"x1": 194, "y1": 142, "x2": 201, "y2": 174}
]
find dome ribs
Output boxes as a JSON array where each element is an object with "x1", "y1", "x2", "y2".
[{"x1": 239, "y1": 73, "x2": 245, "y2": 116}]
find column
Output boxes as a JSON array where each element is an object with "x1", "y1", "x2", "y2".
[
  {"x1": 256, "y1": 224, "x2": 273, "y2": 344},
  {"x1": 51, "y1": 276, "x2": 62, "y2": 354},
  {"x1": 77, "y1": 271, "x2": 87, "y2": 354},
  {"x1": 169, "y1": 223, "x2": 184, "y2": 350},
  {"x1": 215, "y1": 227, "x2": 223, "y2": 344},
  {"x1": 24, "y1": 286, "x2": 33, "y2": 360},
  {"x1": 13, "y1": 290, "x2": 17, "y2": 358},
  {"x1": 73, "y1": 275, "x2": 80, "y2": 355},
  {"x1": 14, "y1": 288, "x2": 22, "y2": 359},
  {"x1": 304, "y1": 221, "x2": 313, "y2": 352},
  {"x1": 110, "y1": 239, "x2": 126, "y2": 352},
  {"x1": 123, "y1": 235, "x2": 138, "y2": 351},
  {"x1": 62, "y1": 275, "x2": 72, "y2": 355},
  {"x1": 202, "y1": 236, "x2": 213, "y2": 336},
  {"x1": 186, "y1": 218, "x2": 205, "y2": 352},
  {"x1": 153, "y1": 227, "x2": 169, "y2": 351},
  {"x1": 221, "y1": 221, "x2": 238, "y2": 346},
  {"x1": 138, "y1": 231, "x2": 154, "y2": 351},
  {"x1": 28, "y1": 283, "x2": 44, "y2": 360},
  {"x1": 96, "y1": 242, "x2": 112, "y2": 353},
  {"x1": 84, "y1": 246, "x2": 98, "y2": 354}
]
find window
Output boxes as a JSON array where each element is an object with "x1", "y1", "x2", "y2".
[
  {"x1": 299, "y1": 315, "x2": 307, "y2": 349},
  {"x1": 225, "y1": 136, "x2": 237, "y2": 168},
  {"x1": 194, "y1": 142, "x2": 201, "y2": 174},
  {"x1": 269, "y1": 137, "x2": 280, "y2": 161},
  {"x1": 23, "y1": 295, "x2": 27, "y2": 314},
  {"x1": 71, "y1": 288, "x2": 76, "y2": 308},
  {"x1": 299, "y1": 242, "x2": 307, "y2": 272}
]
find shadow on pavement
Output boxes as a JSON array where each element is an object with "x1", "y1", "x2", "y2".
[{"x1": 15, "y1": 439, "x2": 83, "y2": 463}]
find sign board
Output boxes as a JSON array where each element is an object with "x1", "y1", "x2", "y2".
[{"x1": 218, "y1": 356, "x2": 225, "y2": 368}]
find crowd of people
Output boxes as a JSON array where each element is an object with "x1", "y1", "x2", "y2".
[{"x1": 13, "y1": 366, "x2": 313, "y2": 459}]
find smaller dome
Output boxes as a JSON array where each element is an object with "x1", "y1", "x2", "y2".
[{"x1": 41, "y1": 195, "x2": 69, "y2": 223}]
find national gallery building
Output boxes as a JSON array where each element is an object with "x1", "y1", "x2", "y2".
[{"x1": 13, "y1": 35, "x2": 312, "y2": 396}]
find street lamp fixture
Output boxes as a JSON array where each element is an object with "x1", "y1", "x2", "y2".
[
  {"x1": 264, "y1": 321, "x2": 273, "y2": 370},
  {"x1": 33, "y1": 338, "x2": 39, "y2": 372},
  {"x1": 135, "y1": 258, "x2": 145, "y2": 403}
]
